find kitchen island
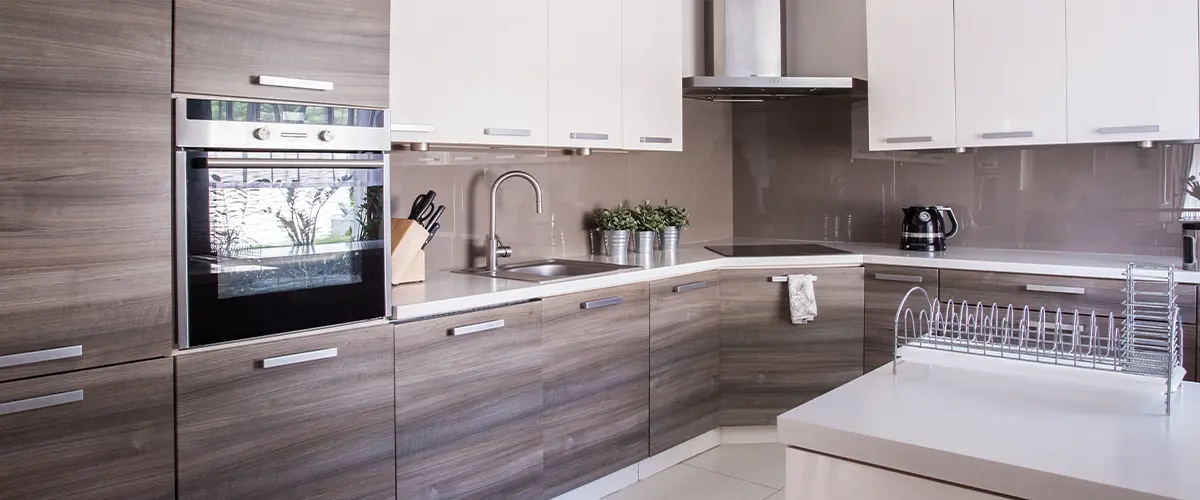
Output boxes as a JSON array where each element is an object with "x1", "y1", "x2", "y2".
[{"x1": 778, "y1": 360, "x2": 1200, "y2": 500}]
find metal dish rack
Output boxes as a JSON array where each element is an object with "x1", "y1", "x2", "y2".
[{"x1": 894, "y1": 264, "x2": 1185, "y2": 414}]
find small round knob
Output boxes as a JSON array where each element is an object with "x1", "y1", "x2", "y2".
[
  {"x1": 252, "y1": 127, "x2": 271, "y2": 140},
  {"x1": 318, "y1": 130, "x2": 335, "y2": 142}
]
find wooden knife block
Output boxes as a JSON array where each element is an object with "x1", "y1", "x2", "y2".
[{"x1": 391, "y1": 219, "x2": 428, "y2": 285}]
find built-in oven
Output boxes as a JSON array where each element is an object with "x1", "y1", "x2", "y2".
[{"x1": 174, "y1": 97, "x2": 391, "y2": 348}]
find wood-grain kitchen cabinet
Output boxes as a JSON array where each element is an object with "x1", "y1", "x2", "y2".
[
  {"x1": 394, "y1": 302, "x2": 544, "y2": 500},
  {"x1": 864, "y1": 266, "x2": 939, "y2": 372},
  {"x1": 176, "y1": 324, "x2": 396, "y2": 500},
  {"x1": 650, "y1": 272, "x2": 720, "y2": 455},
  {"x1": 542, "y1": 283, "x2": 651, "y2": 498},
  {"x1": 621, "y1": 0, "x2": 684, "y2": 151},
  {"x1": 0, "y1": 359, "x2": 174, "y2": 500},
  {"x1": 1065, "y1": 0, "x2": 1199, "y2": 144},
  {"x1": 549, "y1": 0, "x2": 624, "y2": 149},
  {"x1": 174, "y1": 0, "x2": 390, "y2": 108},
  {"x1": 0, "y1": 0, "x2": 173, "y2": 383},
  {"x1": 719, "y1": 267, "x2": 865, "y2": 426},
  {"x1": 1185, "y1": 324, "x2": 1197, "y2": 383}
]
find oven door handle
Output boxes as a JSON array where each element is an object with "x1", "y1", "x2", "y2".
[{"x1": 201, "y1": 158, "x2": 386, "y2": 168}]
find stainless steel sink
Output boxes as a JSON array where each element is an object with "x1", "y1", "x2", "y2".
[{"x1": 455, "y1": 259, "x2": 640, "y2": 283}]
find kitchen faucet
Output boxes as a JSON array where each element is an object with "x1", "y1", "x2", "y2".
[{"x1": 488, "y1": 171, "x2": 543, "y2": 271}]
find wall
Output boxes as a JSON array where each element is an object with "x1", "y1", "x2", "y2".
[
  {"x1": 733, "y1": 97, "x2": 1194, "y2": 256},
  {"x1": 391, "y1": 99, "x2": 734, "y2": 271}
]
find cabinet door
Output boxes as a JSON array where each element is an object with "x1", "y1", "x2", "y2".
[
  {"x1": 549, "y1": 0, "x2": 623, "y2": 149},
  {"x1": 175, "y1": 0, "x2": 390, "y2": 108},
  {"x1": 866, "y1": 0, "x2": 957, "y2": 151},
  {"x1": 177, "y1": 325, "x2": 396, "y2": 500},
  {"x1": 0, "y1": 359, "x2": 174, "y2": 500},
  {"x1": 394, "y1": 302, "x2": 543, "y2": 500},
  {"x1": 650, "y1": 272, "x2": 720, "y2": 455},
  {"x1": 392, "y1": 0, "x2": 549, "y2": 146},
  {"x1": 622, "y1": 0, "x2": 684, "y2": 151},
  {"x1": 542, "y1": 283, "x2": 650, "y2": 498},
  {"x1": 864, "y1": 266, "x2": 939, "y2": 372},
  {"x1": 955, "y1": 0, "x2": 1067, "y2": 147},
  {"x1": 1066, "y1": 0, "x2": 1200, "y2": 143},
  {"x1": 0, "y1": 0, "x2": 172, "y2": 383},
  {"x1": 719, "y1": 267, "x2": 865, "y2": 426}
]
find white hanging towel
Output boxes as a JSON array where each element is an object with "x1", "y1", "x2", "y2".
[{"x1": 788, "y1": 274, "x2": 818, "y2": 325}]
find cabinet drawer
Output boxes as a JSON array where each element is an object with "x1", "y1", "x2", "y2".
[
  {"x1": 394, "y1": 302, "x2": 543, "y2": 500},
  {"x1": 177, "y1": 325, "x2": 396, "y2": 500},
  {"x1": 719, "y1": 267, "x2": 864, "y2": 426},
  {"x1": 650, "y1": 271, "x2": 720, "y2": 455},
  {"x1": 174, "y1": 0, "x2": 389, "y2": 107},
  {"x1": 542, "y1": 283, "x2": 650, "y2": 498},
  {"x1": 939, "y1": 270, "x2": 1198, "y2": 324},
  {"x1": 0, "y1": 359, "x2": 174, "y2": 500},
  {"x1": 865, "y1": 266, "x2": 939, "y2": 372}
]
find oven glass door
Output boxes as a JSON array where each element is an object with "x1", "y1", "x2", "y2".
[{"x1": 182, "y1": 153, "x2": 387, "y2": 347}]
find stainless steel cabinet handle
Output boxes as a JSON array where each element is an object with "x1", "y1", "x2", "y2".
[
  {"x1": 582, "y1": 296, "x2": 624, "y2": 309},
  {"x1": 261, "y1": 348, "x2": 338, "y2": 369},
  {"x1": 450, "y1": 319, "x2": 506, "y2": 337},
  {"x1": 884, "y1": 136, "x2": 933, "y2": 144},
  {"x1": 1025, "y1": 284, "x2": 1086, "y2": 295},
  {"x1": 874, "y1": 273, "x2": 923, "y2": 283},
  {"x1": 254, "y1": 75, "x2": 334, "y2": 91},
  {"x1": 770, "y1": 276, "x2": 789, "y2": 283},
  {"x1": 673, "y1": 281, "x2": 708, "y2": 293},
  {"x1": 0, "y1": 345, "x2": 83, "y2": 369},
  {"x1": 1097, "y1": 125, "x2": 1160, "y2": 135},
  {"x1": 570, "y1": 132, "x2": 609, "y2": 141},
  {"x1": 980, "y1": 131, "x2": 1034, "y2": 140},
  {"x1": 484, "y1": 128, "x2": 532, "y2": 137},
  {"x1": 0, "y1": 390, "x2": 83, "y2": 417},
  {"x1": 392, "y1": 123, "x2": 436, "y2": 133},
  {"x1": 640, "y1": 136, "x2": 674, "y2": 144},
  {"x1": 204, "y1": 158, "x2": 386, "y2": 168}
]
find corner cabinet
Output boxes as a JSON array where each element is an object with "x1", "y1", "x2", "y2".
[
  {"x1": 621, "y1": 0, "x2": 684, "y2": 151},
  {"x1": 174, "y1": 0, "x2": 390, "y2": 108},
  {"x1": 719, "y1": 268, "x2": 865, "y2": 426}
]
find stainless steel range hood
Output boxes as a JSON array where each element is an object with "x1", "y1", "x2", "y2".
[{"x1": 684, "y1": 0, "x2": 866, "y2": 101}]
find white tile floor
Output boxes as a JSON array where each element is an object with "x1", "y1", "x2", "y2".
[{"x1": 604, "y1": 443, "x2": 786, "y2": 500}]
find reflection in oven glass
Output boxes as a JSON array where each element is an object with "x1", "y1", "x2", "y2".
[{"x1": 204, "y1": 167, "x2": 384, "y2": 299}]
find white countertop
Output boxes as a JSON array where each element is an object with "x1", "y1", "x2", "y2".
[
  {"x1": 392, "y1": 240, "x2": 1197, "y2": 322},
  {"x1": 778, "y1": 359, "x2": 1200, "y2": 500}
]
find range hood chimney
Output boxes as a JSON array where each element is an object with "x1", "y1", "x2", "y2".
[{"x1": 684, "y1": 0, "x2": 866, "y2": 101}]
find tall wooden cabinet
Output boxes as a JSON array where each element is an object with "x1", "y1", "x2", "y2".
[
  {"x1": 719, "y1": 267, "x2": 865, "y2": 426},
  {"x1": 0, "y1": 0, "x2": 173, "y2": 383},
  {"x1": 394, "y1": 302, "x2": 544, "y2": 500},
  {"x1": 649, "y1": 272, "x2": 720, "y2": 455},
  {"x1": 542, "y1": 283, "x2": 651, "y2": 498}
]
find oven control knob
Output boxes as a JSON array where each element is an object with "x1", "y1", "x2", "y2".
[
  {"x1": 252, "y1": 127, "x2": 271, "y2": 141},
  {"x1": 318, "y1": 130, "x2": 335, "y2": 142}
]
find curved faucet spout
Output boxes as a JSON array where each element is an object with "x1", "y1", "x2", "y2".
[{"x1": 489, "y1": 171, "x2": 544, "y2": 271}]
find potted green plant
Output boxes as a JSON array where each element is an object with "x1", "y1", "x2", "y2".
[
  {"x1": 657, "y1": 201, "x2": 690, "y2": 251},
  {"x1": 594, "y1": 203, "x2": 637, "y2": 255},
  {"x1": 632, "y1": 201, "x2": 666, "y2": 254}
]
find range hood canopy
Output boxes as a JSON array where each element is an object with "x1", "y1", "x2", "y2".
[{"x1": 684, "y1": 0, "x2": 866, "y2": 101}]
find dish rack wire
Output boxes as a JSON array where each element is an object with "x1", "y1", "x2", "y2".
[{"x1": 894, "y1": 263, "x2": 1185, "y2": 414}]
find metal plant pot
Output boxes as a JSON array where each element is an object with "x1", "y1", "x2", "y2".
[
  {"x1": 602, "y1": 230, "x2": 631, "y2": 256},
  {"x1": 658, "y1": 226, "x2": 680, "y2": 251},
  {"x1": 633, "y1": 230, "x2": 657, "y2": 254}
]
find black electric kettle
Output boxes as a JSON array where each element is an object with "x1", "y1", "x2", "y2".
[{"x1": 901, "y1": 206, "x2": 958, "y2": 252}]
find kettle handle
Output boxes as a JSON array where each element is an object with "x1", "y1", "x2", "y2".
[{"x1": 937, "y1": 206, "x2": 959, "y2": 240}]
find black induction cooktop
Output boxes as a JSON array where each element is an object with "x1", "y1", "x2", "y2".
[{"x1": 704, "y1": 244, "x2": 853, "y2": 257}]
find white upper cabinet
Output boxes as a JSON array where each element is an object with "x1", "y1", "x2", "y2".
[
  {"x1": 1065, "y1": 0, "x2": 1199, "y2": 144},
  {"x1": 866, "y1": 0, "x2": 957, "y2": 151},
  {"x1": 955, "y1": 0, "x2": 1067, "y2": 147},
  {"x1": 390, "y1": 0, "x2": 548, "y2": 146},
  {"x1": 622, "y1": 0, "x2": 684, "y2": 152},
  {"x1": 549, "y1": 0, "x2": 624, "y2": 149}
]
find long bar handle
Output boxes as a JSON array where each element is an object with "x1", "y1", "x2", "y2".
[
  {"x1": 261, "y1": 348, "x2": 338, "y2": 369},
  {"x1": 204, "y1": 158, "x2": 386, "y2": 168},
  {"x1": 1025, "y1": 284, "x2": 1086, "y2": 295},
  {"x1": 484, "y1": 128, "x2": 532, "y2": 137},
  {"x1": 769, "y1": 276, "x2": 818, "y2": 283},
  {"x1": 570, "y1": 132, "x2": 610, "y2": 141},
  {"x1": 582, "y1": 296, "x2": 624, "y2": 309},
  {"x1": 1098, "y1": 125, "x2": 1160, "y2": 135},
  {"x1": 874, "y1": 273, "x2": 923, "y2": 283},
  {"x1": 0, "y1": 345, "x2": 83, "y2": 369},
  {"x1": 254, "y1": 75, "x2": 334, "y2": 91},
  {"x1": 449, "y1": 319, "x2": 506, "y2": 337},
  {"x1": 640, "y1": 137, "x2": 674, "y2": 144},
  {"x1": 884, "y1": 136, "x2": 933, "y2": 144},
  {"x1": 980, "y1": 131, "x2": 1034, "y2": 140},
  {"x1": 673, "y1": 281, "x2": 708, "y2": 293},
  {"x1": 0, "y1": 390, "x2": 84, "y2": 417}
]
